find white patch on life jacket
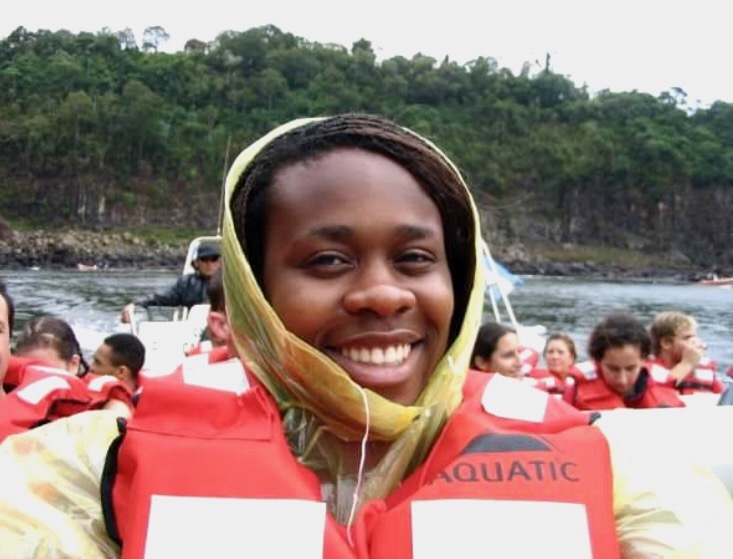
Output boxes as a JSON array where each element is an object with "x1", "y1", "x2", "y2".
[
  {"x1": 139, "y1": 367, "x2": 176, "y2": 380},
  {"x1": 694, "y1": 368, "x2": 714, "y2": 381},
  {"x1": 412, "y1": 499, "x2": 592, "y2": 558},
  {"x1": 197, "y1": 340, "x2": 213, "y2": 353},
  {"x1": 699, "y1": 356, "x2": 714, "y2": 368},
  {"x1": 648, "y1": 363, "x2": 672, "y2": 383},
  {"x1": 182, "y1": 357, "x2": 250, "y2": 394},
  {"x1": 86, "y1": 374, "x2": 118, "y2": 392},
  {"x1": 29, "y1": 365, "x2": 74, "y2": 377},
  {"x1": 519, "y1": 347, "x2": 537, "y2": 363},
  {"x1": 15, "y1": 376, "x2": 71, "y2": 405},
  {"x1": 145, "y1": 496, "x2": 326, "y2": 558},
  {"x1": 481, "y1": 374, "x2": 549, "y2": 423},
  {"x1": 575, "y1": 360, "x2": 597, "y2": 379}
]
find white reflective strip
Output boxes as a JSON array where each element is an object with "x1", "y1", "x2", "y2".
[
  {"x1": 519, "y1": 348, "x2": 535, "y2": 362},
  {"x1": 139, "y1": 367, "x2": 176, "y2": 379},
  {"x1": 145, "y1": 496, "x2": 326, "y2": 559},
  {"x1": 482, "y1": 374, "x2": 548, "y2": 423},
  {"x1": 412, "y1": 499, "x2": 592, "y2": 558},
  {"x1": 197, "y1": 340, "x2": 213, "y2": 353},
  {"x1": 694, "y1": 368, "x2": 714, "y2": 381},
  {"x1": 575, "y1": 361, "x2": 596, "y2": 379},
  {"x1": 648, "y1": 363, "x2": 672, "y2": 383},
  {"x1": 30, "y1": 365, "x2": 74, "y2": 377},
  {"x1": 182, "y1": 357, "x2": 250, "y2": 394},
  {"x1": 86, "y1": 374, "x2": 117, "y2": 392},
  {"x1": 16, "y1": 376, "x2": 71, "y2": 405},
  {"x1": 519, "y1": 363, "x2": 533, "y2": 375}
]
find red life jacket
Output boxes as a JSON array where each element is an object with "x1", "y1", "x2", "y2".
[
  {"x1": 525, "y1": 367, "x2": 582, "y2": 398},
  {"x1": 102, "y1": 364, "x2": 618, "y2": 558},
  {"x1": 570, "y1": 360, "x2": 684, "y2": 410},
  {"x1": 137, "y1": 346, "x2": 237, "y2": 388},
  {"x1": 517, "y1": 346, "x2": 540, "y2": 376},
  {"x1": 647, "y1": 357, "x2": 724, "y2": 395},
  {"x1": 0, "y1": 356, "x2": 132, "y2": 442}
]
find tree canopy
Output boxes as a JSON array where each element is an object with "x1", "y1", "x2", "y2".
[{"x1": 0, "y1": 25, "x2": 730, "y2": 267}]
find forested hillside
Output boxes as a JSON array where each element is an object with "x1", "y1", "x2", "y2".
[{"x1": 0, "y1": 24, "x2": 731, "y2": 269}]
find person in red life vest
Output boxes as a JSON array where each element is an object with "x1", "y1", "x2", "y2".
[
  {"x1": 1, "y1": 311, "x2": 133, "y2": 441},
  {"x1": 0, "y1": 116, "x2": 731, "y2": 557},
  {"x1": 89, "y1": 333, "x2": 146, "y2": 393},
  {"x1": 648, "y1": 311, "x2": 724, "y2": 395},
  {"x1": 568, "y1": 312, "x2": 685, "y2": 410},
  {"x1": 470, "y1": 323, "x2": 546, "y2": 391},
  {"x1": 15, "y1": 315, "x2": 90, "y2": 376},
  {"x1": 528, "y1": 333, "x2": 580, "y2": 398},
  {"x1": 470, "y1": 322, "x2": 524, "y2": 378}
]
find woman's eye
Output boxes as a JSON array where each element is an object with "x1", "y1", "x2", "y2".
[
  {"x1": 398, "y1": 250, "x2": 435, "y2": 264},
  {"x1": 305, "y1": 253, "x2": 351, "y2": 270}
]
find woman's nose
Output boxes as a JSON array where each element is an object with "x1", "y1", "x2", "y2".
[
  {"x1": 343, "y1": 283, "x2": 416, "y2": 317},
  {"x1": 342, "y1": 265, "x2": 416, "y2": 317}
]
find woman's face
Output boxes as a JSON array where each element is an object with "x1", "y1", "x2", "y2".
[
  {"x1": 599, "y1": 344, "x2": 644, "y2": 397},
  {"x1": 261, "y1": 149, "x2": 454, "y2": 405},
  {"x1": 544, "y1": 338, "x2": 575, "y2": 376},
  {"x1": 475, "y1": 332, "x2": 523, "y2": 378}
]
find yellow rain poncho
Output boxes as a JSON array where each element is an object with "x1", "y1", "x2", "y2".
[{"x1": 0, "y1": 116, "x2": 731, "y2": 558}]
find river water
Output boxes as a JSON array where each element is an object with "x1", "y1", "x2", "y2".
[{"x1": 3, "y1": 270, "x2": 732, "y2": 370}]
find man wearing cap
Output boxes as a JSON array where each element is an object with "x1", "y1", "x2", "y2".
[{"x1": 120, "y1": 243, "x2": 221, "y2": 323}]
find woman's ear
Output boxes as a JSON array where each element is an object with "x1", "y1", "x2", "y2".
[
  {"x1": 69, "y1": 354, "x2": 82, "y2": 375},
  {"x1": 473, "y1": 355, "x2": 491, "y2": 372}
]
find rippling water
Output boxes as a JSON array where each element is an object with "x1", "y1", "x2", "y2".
[
  {"x1": 4, "y1": 270, "x2": 732, "y2": 370},
  {"x1": 503, "y1": 276, "x2": 733, "y2": 367}
]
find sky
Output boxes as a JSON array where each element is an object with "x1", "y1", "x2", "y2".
[{"x1": 2, "y1": 0, "x2": 731, "y2": 108}]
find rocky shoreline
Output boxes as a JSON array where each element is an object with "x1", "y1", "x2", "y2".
[
  {"x1": 0, "y1": 228, "x2": 715, "y2": 281},
  {"x1": 0, "y1": 229, "x2": 187, "y2": 271}
]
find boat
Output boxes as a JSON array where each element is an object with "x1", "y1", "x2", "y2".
[
  {"x1": 598, "y1": 405, "x2": 733, "y2": 495},
  {"x1": 699, "y1": 276, "x2": 733, "y2": 288}
]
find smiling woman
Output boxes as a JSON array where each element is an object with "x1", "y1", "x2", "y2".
[
  {"x1": 0, "y1": 114, "x2": 731, "y2": 558},
  {"x1": 258, "y1": 150, "x2": 454, "y2": 405}
]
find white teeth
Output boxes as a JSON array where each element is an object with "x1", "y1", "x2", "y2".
[
  {"x1": 341, "y1": 344, "x2": 411, "y2": 365},
  {"x1": 371, "y1": 348, "x2": 385, "y2": 365}
]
